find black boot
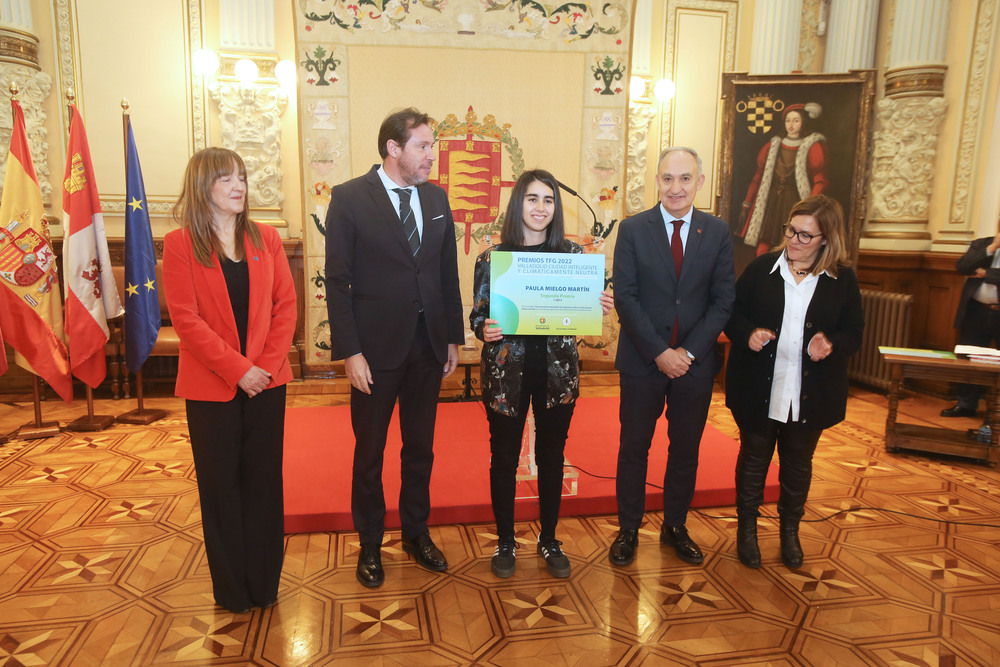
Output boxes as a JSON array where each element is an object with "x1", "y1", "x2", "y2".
[
  {"x1": 735, "y1": 444, "x2": 768, "y2": 570},
  {"x1": 736, "y1": 515, "x2": 761, "y2": 568},
  {"x1": 779, "y1": 516, "x2": 803, "y2": 568}
]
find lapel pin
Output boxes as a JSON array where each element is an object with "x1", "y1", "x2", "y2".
[{"x1": 253, "y1": 256, "x2": 259, "y2": 261}]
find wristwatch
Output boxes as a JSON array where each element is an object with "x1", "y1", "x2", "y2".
[{"x1": 685, "y1": 350, "x2": 696, "y2": 362}]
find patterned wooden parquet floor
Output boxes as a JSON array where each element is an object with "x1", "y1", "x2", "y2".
[{"x1": 0, "y1": 381, "x2": 998, "y2": 666}]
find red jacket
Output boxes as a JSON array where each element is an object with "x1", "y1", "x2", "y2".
[{"x1": 163, "y1": 223, "x2": 296, "y2": 401}]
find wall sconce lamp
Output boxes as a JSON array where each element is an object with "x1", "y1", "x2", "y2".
[
  {"x1": 653, "y1": 79, "x2": 676, "y2": 102},
  {"x1": 629, "y1": 75, "x2": 647, "y2": 100},
  {"x1": 628, "y1": 76, "x2": 676, "y2": 103},
  {"x1": 191, "y1": 48, "x2": 296, "y2": 91},
  {"x1": 234, "y1": 58, "x2": 259, "y2": 87},
  {"x1": 192, "y1": 49, "x2": 220, "y2": 77}
]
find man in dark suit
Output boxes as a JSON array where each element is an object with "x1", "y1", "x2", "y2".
[
  {"x1": 325, "y1": 108, "x2": 464, "y2": 587},
  {"x1": 942, "y1": 226, "x2": 1000, "y2": 418},
  {"x1": 610, "y1": 146, "x2": 735, "y2": 566}
]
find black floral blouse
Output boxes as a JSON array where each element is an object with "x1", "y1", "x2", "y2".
[{"x1": 470, "y1": 240, "x2": 583, "y2": 418}]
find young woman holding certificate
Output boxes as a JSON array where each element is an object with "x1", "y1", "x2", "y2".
[{"x1": 470, "y1": 169, "x2": 613, "y2": 579}]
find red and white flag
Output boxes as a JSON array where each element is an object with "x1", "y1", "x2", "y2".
[
  {"x1": 62, "y1": 104, "x2": 123, "y2": 388},
  {"x1": 0, "y1": 99, "x2": 72, "y2": 401}
]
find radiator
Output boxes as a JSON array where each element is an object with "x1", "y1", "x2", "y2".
[{"x1": 847, "y1": 289, "x2": 914, "y2": 391}]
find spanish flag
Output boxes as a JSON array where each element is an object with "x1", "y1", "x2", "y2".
[{"x1": 0, "y1": 99, "x2": 72, "y2": 402}]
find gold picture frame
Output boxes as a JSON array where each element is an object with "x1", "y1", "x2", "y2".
[{"x1": 717, "y1": 70, "x2": 876, "y2": 274}]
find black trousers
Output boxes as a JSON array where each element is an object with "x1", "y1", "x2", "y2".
[
  {"x1": 734, "y1": 417, "x2": 822, "y2": 521},
  {"x1": 350, "y1": 317, "x2": 443, "y2": 545},
  {"x1": 955, "y1": 300, "x2": 1000, "y2": 409},
  {"x1": 485, "y1": 376, "x2": 574, "y2": 542},
  {"x1": 186, "y1": 384, "x2": 286, "y2": 611},
  {"x1": 616, "y1": 368, "x2": 714, "y2": 529}
]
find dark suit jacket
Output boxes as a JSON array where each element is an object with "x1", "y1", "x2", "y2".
[
  {"x1": 163, "y1": 224, "x2": 297, "y2": 401},
  {"x1": 724, "y1": 251, "x2": 864, "y2": 430},
  {"x1": 325, "y1": 165, "x2": 464, "y2": 369},
  {"x1": 953, "y1": 236, "x2": 1000, "y2": 329},
  {"x1": 613, "y1": 206, "x2": 735, "y2": 378}
]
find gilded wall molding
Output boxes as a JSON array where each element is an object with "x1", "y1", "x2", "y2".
[
  {"x1": 0, "y1": 28, "x2": 39, "y2": 68},
  {"x1": 884, "y1": 64, "x2": 946, "y2": 97},
  {"x1": 949, "y1": 0, "x2": 997, "y2": 227},
  {"x1": 54, "y1": 0, "x2": 75, "y2": 107},
  {"x1": 626, "y1": 101, "x2": 657, "y2": 215},
  {"x1": 798, "y1": 0, "x2": 822, "y2": 73},
  {"x1": 868, "y1": 95, "x2": 947, "y2": 222},
  {"x1": 55, "y1": 0, "x2": 208, "y2": 213},
  {"x1": 188, "y1": 0, "x2": 208, "y2": 153},
  {"x1": 658, "y1": 0, "x2": 738, "y2": 145}
]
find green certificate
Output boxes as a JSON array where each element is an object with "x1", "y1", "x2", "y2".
[{"x1": 489, "y1": 251, "x2": 605, "y2": 336}]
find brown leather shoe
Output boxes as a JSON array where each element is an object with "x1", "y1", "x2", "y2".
[
  {"x1": 356, "y1": 544, "x2": 384, "y2": 587},
  {"x1": 660, "y1": 525, "x2": 704, "y2": 564},
  {"x1": 608, "y1": 528, "x2": 639, "y2": 566},
  {"x1": 401, "y1": 533, "x2": 448, "y2": 571}
]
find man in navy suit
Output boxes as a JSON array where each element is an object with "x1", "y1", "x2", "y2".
[
  {"x1": 325, "y1": 108, "x2": 464, "y2": 587},
  {"x1": 610, "y1": 146, "x2": 735, "y2": 566}
]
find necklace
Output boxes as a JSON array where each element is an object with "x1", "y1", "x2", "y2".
[{"x1": 787, "y1": 257, "x2": 809, "y2": 276}]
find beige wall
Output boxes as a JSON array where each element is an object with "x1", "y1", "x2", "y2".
[
  {"x1": 11, "y1": 0, "x2": 1000, "y2": 250},
  {"x1": 24, "y1": 0, "x2": 302, "y2": 241}
]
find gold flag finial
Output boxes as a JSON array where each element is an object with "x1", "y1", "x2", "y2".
[
  {"x1": 122, "y1": 97, "x2": 130, "y2": 114},
  {"x1": 9, "y1": 81, "x2": 19, "y2": 100},
  {"x1": 65, "y1": 86, "x2": 75, "y2": 104}
]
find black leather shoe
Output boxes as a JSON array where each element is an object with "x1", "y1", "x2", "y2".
[
  {"x1": 780, "y1": 528, "x2": 804, "y2": 569},
  {"x1": 736, "y1": 518, "x2": 761, "y2": 569},
  {"x1": 356, "y1": 544, "x2": 384, "y2": 587},
  {"x1": 608, "y1": 528, "x2": 639, "y2": 566},
  {"x1": 401, "y1": 533, "x2": 448, "y2": 571},
  {"x1": 660, "y1": 525, "x2": 705, "y2": 564},
  {"x1": 941, "y1": 405, "x2": 977, "y2": 418}
]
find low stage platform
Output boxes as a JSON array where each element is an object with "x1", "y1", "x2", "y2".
[{"x1": 283, "y1": 396, "x2": 778, "y2": 533}]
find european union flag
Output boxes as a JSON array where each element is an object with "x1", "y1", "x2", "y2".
[{"x1": 123, "y1": 119, "x2": 160, "y2": 373}]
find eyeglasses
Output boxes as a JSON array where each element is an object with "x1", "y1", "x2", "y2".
[{"x1": 784, "y1": 224, "x2": 823, "y2": 245}]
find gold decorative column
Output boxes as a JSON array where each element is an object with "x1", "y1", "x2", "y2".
[
  {"x1": 0, "y1": 17, "x2": 53, "y2": 201},
  {"x1": 862, "y1": 0, "x2": 951, "y2": 250}
]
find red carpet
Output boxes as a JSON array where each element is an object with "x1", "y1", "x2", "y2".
[{"x1": 283, "y1": 397, "x2": 778, "y2": 534}]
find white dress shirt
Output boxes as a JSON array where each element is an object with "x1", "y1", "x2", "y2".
[
  {"x1": 659, "y1": 204, "x2": 692, "y2": 251},
  {"x1": 972, "y1": 246, "x2": 1000, "y2": 304},
  {"x1": 377, "y1": 165, "x2": 424, "y2": 238},
  {"x1": 768, "y1": 252, "x2": 832, "y2": 423}
]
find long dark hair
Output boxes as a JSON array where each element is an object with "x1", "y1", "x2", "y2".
[
  {"x1": 499, "y1": 169, "x2": 566, "y2": 252},
  {"x1": 173, "y1": 147, "x2": 260, "y2": 267}
]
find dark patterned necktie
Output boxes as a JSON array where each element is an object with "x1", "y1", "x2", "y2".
[
  {"x1": 393, "y1": 187, "x2": 420, "y2": 255},
  {"x1": 670, "y1": 220, "x2": 684, "y2": 346}
]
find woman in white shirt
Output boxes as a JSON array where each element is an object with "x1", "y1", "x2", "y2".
[{"x1": 724, "y1": 194, "x2": 864, "y2": 569}]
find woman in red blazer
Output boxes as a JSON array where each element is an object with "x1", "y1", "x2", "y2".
[{"x1": 163, "y1": 148, "x2": 296, "y2": 613}]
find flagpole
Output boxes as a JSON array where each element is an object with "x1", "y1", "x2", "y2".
[
  {"x1": 116, "y1": 99, "x2": 164, "y2": 426},
  {"x1": 7, "y1": 81, "x2": 62, "y2": 440},
  {"x1": 64, "y1": 86, "x2": 114, "y2": 432}
]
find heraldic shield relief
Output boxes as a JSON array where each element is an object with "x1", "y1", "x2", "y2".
[
  {"x1": 431, "y1": 107, "x2": 523, "y2": 255},
  {"x1": 0, "y1": 219, "x2": 59, "y2": 307}
]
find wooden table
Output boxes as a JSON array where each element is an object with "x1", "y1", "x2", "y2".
[{"x1": 882, "y1": 353, "x2": 1000, "y2": 466}]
